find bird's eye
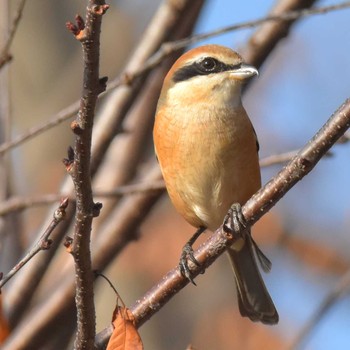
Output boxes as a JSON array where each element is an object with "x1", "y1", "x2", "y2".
[{"x1": 199, "y1": 57, "x2": 217, "y2": 72}]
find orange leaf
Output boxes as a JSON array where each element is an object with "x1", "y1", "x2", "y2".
[
  {"x1": 106, "y1": 306, "x2": 143, "y2": 350},
  {"x1": 0, "y1": 293, "x2": 10, "y2": 343}
]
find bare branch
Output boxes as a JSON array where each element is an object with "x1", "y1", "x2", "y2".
[
  {"x1": 240, "y1": 0, "x2": 317, "y2": 68},
  {"x1": 1, "y1": 133, "x2": 346, "y2": 216},
  {"x1": 1, "y1": 1, "x2": 349, "y2": 155},
  {"x1": 259, "y1": 149, "x2": 301, "y2": 167},
  {"x1": 0, "y1": 180, "x2": 165, "y2": 216},
  {"x1": 260, "y1": 149, "x2": 335, "y2": 167},
  {"x1": 0, "y1": 0, "x2": 27, "y2": 70},
  {"x1": 94, "y1": 98, "x2": 350, "y2": 347},
  {"x1": 259, "y1": 130, "x2": 350, "y2": 167},
  {"x1": 111, "y1": 0, "x2": 350, "y2": 88},
  {"x1": 66, "y1": 3, "x2": 109, "y2": 349},
  {"x1": 2, "y1": 129, "x2": 348, "y2": 216},
  {"x1": 155, "y1": 0, "x2": 350, "y2": 56},
  {"x1": 0, "y1": 198, "x2": 68, "y2": 288},
  {"x1": 0, "y1": 100, "x2": 79, "y2": 155}
]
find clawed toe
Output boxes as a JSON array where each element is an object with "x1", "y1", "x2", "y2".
[
  {"x1": 179, "y1": 243, "x2": 200, "y2": 285},
  {"x1": 223, "y1": 203, "x2": 247, "y2": 234},
  {"x1": 224, "y1": 203, "x2": 272, "y2": 274},
  {"x1": 178, "y1": 226, "x2": 206, "y2": 285}
]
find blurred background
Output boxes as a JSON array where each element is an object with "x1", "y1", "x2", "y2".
[{"x1": 0, "y1": 0, "x2": 350, "y2": 349}]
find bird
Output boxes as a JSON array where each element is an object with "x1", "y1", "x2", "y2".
[{"x1": 153, "y1": 44, "x2": 278, "y2": 324}]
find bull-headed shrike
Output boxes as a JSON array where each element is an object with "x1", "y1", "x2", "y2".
[{"x1": 153, "y1": 45, "x2": 278, "y2": 324}]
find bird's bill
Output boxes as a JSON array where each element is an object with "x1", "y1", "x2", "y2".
[{"x1": 229, "y1": 64, "x2": 259, "y2": 80}]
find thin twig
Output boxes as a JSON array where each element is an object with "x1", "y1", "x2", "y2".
[
  {"x1": 260, "y1": 149, "x2": 301, "y2": 167},
  {"x1": 94, "y1": 272, "x2": 125, "y2": 308},
  {"x1": 260, "y1": 149, "x2": 335, "y2": 167},
  {"x1": 259, "y1": 129, "x2": 350, "y2": 167},
  {"x1": 0, "y1": 0, "x2": 27, "y2": 69},
  {"x1": 289, "y1": 269, "x2": 350, "y2": 350},
  {"x1": 0, "y1": 1, "x2": 349, "y2": 155},
  {"x1": 66, "y1": 2, "x2": 109, "y2": 349},
  {"x1": 0, "y1": 101, "x2": 80, "y2": 156},
  {"x1": 0, "y1": 198, "x2": 68, "y2": 288},
  {"x1": 0, "y1": 180, "x2": 165, "y2": 216},
  {"x1": 0, "y1": 133, "x2": 342, "y2": 216},
  {"x1": 150, "y1": 1, "x2": 350, "y2": 61},
  {"x1": 1, "y1": 128, "x2": 348, "y2": 216},
  {"x1": 109, "y1": 0, "x2": 350, "y2": 90},
  {"x1": 94, "y1": 98, "x2": 350, "y2": 346}
]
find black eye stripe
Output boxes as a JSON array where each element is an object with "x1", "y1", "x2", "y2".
[{"x1": 172, "y1": 57, "x2": 241, "y2": 83}]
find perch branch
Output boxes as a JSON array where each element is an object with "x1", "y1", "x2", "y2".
[{"x1": 94, "y1": 98, "x2": 350, "y2": 347}]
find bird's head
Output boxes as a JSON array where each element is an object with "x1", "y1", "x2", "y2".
[{"x1": 157, "y1": 45, "x2": 258, "y2": 109}]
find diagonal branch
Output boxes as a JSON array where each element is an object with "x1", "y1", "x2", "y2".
[
  {"x1": 95, "y1": 98, "x2": 350, "y2": 347},
  {"x1": 0, "y1": 198, "x2": 68, "y2": 288}
]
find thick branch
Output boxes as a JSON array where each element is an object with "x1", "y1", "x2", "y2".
[{"x1": 95, "y1": 99, "x2": 350, "y2": 347}]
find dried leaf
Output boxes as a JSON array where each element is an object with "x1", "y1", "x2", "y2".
[
  {"x1": 0, "y1": 293, "x2": 10, "y2": 343},
  {"x1": 106, "y1": 306, "x2": 143, "y2": 350}
]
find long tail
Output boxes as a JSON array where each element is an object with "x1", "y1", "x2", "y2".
[{"x1": 226, "y1": 232, "x2": 279, "y2": 325}]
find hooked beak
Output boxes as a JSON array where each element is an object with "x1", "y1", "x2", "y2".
[{"x1": 229, "y1": 63, "x2": 259, "y2": 81}]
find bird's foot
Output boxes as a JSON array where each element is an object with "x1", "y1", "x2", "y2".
[
  {"x1": 178, "y1": 226, "x2": 206, "y2": 285},
  {"x1": 179, "y1": 243, "x2": 201, "y2": 285},
  {"x1": 223, "y1": 203, "x2": 272, "y2": 273},
  {"x1": 223, "y1": 203, "x2": 247, "y2": 235}
]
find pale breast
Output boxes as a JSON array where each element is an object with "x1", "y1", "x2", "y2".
[{"x1": 154, "y1": 104, "x2": 261, "y2": 231}]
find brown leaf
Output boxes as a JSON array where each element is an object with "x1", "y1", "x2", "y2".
[
  {"x1": 0, "y1": 293, "x2": 10, "y2": 343},
  {"x1": 106, "y1": 306, "x2": 143, "y2": 350}
]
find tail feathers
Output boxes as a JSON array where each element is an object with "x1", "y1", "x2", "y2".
[{"x1": 226, "y1": 234, "x2": 279, "y2": 325}]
